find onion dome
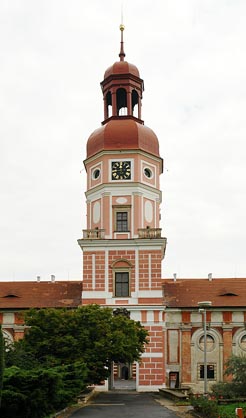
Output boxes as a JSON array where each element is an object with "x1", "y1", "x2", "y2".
[{"x1": 87, "y1": 118, "x2": 160, "y2": 159}]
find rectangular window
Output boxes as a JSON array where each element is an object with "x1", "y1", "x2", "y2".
[
  {"x1": 115, "y1": 272, "x2": 129, "y2": 297},
  {"x1": 199, "y1": 364, "x2": 215, "y2": 380},
  {"x1": 116, "y1": 212, "x2": 128, "y2": 232}
]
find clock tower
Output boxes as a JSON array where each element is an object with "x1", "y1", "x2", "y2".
[{"x1": 78, "y1": 25, "x2": 167, "y2": 391}]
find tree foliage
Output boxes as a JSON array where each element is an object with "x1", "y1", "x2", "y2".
[
  {"x1": 224, "y1": 354, "x2": 246, "y2": 384},
  {"x1": 6, "y1": 305, "x2": 148, "y2": 384},
  {"x1": 212, "y1": 355, "x2": 246, "y2": 399},
  {"x1": 2, "y1": 305, "x2": 148, "y2": 416},
  {"x1": 1, "y1": 363, "x2": 87, "y2": 418}
]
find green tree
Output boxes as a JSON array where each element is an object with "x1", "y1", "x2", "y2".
[
  {"x1": 7, "y1": 305, "x2": 148, "y2": 384},
  {"x1": 0, "y1": 325, "x2": 4, "y2": 408},
  {"x1": 224, "y1": 354, "x2": 246, "y2": 384},
  {"x1": 212, "y1": 355, "x2": 246, "y2": 399}
]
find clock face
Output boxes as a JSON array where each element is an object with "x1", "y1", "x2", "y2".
[{"x1": 111, "y1": 161, "x2": 131, "y2": 180}]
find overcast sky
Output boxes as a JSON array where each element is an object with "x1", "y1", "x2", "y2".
[{"x1": 1, "y1": 0, "x2": 246, "y2": 282}]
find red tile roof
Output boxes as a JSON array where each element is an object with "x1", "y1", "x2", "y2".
[
  {"x1": 0, "y1": 281, "x2": 82, "y2": 309},
  {"x1": 163, "y1": 278, "x2": 246, "y2": 308}
]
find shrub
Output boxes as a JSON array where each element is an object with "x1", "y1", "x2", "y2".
[
  {"x1": 191, "y1": 396, "x2": 219, "y2": 418},
  {"x1": 212, "y1": 382, "x2": 246, "y2": 399},
  {"x1": 0, "y1": 363, "x2": 87, "y2": 418}
]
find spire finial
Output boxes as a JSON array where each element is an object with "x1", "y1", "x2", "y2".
[{"x1": 119, "y1": 14, "x2": 125, "y2": 61}]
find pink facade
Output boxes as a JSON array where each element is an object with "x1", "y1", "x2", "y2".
[{"x1": 78, "y1": 26, "x2": 167, "y2": 391}]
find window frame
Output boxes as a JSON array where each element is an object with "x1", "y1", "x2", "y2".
[
  {"x1": 114, "y1": 271, "x2": 130, "y2": 297},
  {"x1": 113, "y1": 205, "x2": 131, "y2": 233},
  {"x1": 198, "y1": 363, "x2": 216, "y2": 380}
]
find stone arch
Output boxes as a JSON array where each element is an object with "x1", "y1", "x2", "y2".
[
  {"x1": 132, "y1": 89, "x2": 139, "y2": 117},
  {"x1": 106, "y1": 91, "x2": 112, "y2": 118},
  {"x1": 191, "y1": 327, "x2": 223, "y2": 392},
  {"x1": 2, "y1": 329, "x2": 14, "y2": 348},
  {"x1": 232, "y1": 328, "x2": 246, "y2": 355},
  {"x1": 116, "y1": 88, "x2": 127, "y2": 116},
  {"x1": 111, "y1": 258, "x2": 133, "y2": 269}
]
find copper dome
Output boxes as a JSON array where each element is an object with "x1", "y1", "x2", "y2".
[
  {"x1": 86, "y1": 118, "x2": 160, "y2": 159},
  {"x1": 104, "y1": 60, "x2": 140, "y2": 79}
]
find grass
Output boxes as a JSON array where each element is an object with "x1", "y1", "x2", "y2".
[{"x1": 218, "y1": 402, "x2": 246, "y2": 418}]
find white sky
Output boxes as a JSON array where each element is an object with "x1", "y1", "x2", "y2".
[{"x1": 1, "y1": 0, "x2": 246, "y2": 281}]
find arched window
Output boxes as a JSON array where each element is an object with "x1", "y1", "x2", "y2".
[
  {"x1": 199, "y1": 335, "x2": 215, "y2": 352},
  {"x1": 106, "y1": 91, "x2": 112, "y2": 118},
  {"x1": 240, "y1": 334, "x2": 246, "y2": 351},
  {"x1": 112, "y1": 259, "x2": 132, "y2": 297},
  {"x1": 116, "y1": 88, "x2": 127, "y2": 116},
  {"x1": 132, "y1": 90, "x2": 139, "y2": 117}
]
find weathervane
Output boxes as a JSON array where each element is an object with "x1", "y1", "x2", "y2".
[{"x1": 119, "y1": 4, "x2": 125, "y2": 61}]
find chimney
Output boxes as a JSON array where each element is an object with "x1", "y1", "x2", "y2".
[
  {"x1": 51, "y1": 275, "x2": 55, "y2": 283},
  {"x1": 173, "y1": 273, "x2": 177, "y2": 282},
  {"x1": 37, "y1": 276, "x2": 41, "y2": 282},
  {"x1": 208, "y1": 273, "x2": 212, "y2": 281}
]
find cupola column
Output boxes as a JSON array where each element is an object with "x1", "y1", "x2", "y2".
[
  {"x1": 112, "y1": 91, "x2": 117, "y2": 117},
  {"x1": 138, "y1": 98, "x2": 141, "y2": 119},
  {"x1": 104, "y1": 97, "x2": 108, "y2": 120},
  {"x1": 127, "y1": 90, "x2": 132, "y2": 116}
]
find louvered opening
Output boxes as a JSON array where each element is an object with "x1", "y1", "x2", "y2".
[
  {"x1": 219, "y1": 292, "x2": 238, "y2": 297},
  {"x1": 2, "y1": 294, "x2": 19, "y2": 298}
]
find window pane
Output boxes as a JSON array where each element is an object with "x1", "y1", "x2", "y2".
[
  {"x1": 116, "y1": 212, "x2": 128, "y2": 232},
  {"x1": 199, "y1": 364, "x2": 215, "y2": 379},
  {"x1": 115, "y1": 272, "x2": 129, "y2": 297}
]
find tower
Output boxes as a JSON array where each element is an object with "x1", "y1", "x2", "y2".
[{"x1": 78, "y1": 26, "x2": 167, "y2": 391}]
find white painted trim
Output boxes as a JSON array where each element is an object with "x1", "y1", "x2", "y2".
[
  {"x1": 88, "y1": 201, "x2": 91, "y2": 229},
  {"x1": 89, "y1": 161, "x2": 103, "y2": 190},
  {"x1": 109, "y1": 194, "x2": 112, "y2": 237},
  {"x1": 82, "y1": 290, "x2": 164, "y2": 299},
  {"x1": 135, "y1": 248, "x2": 139, "y2": 292},
  {"x1": 141, "y1": 159, "x2": 157, "y2": 188},
  {"x1": 84, "y1": 148, "x2": 162, "y2": 165},
  {"x1": 105, "y1": 250, "x2": 109, "y2": 292},
  {"x1": 148, "y1": 253, "x2": 151, "y2": 288},
  {"x1": 83, "y1": 291, "x2": 112, "y2": 298},
  {"x1": 137, "y1": 384, "x2": 166, "y2": 392},
  {"x1": 141, "y1": 352, "x2": 164, "y2": 358},
  {"x1": 132, "y1": 193, "x2": 134, "y2": 238},
  {"x1": 92, "y1": 254, "x2": 96, "y2": 290},
  {"x1": 86, "y1": 184, "x2": 161, "y2": 201},
  {"x1": 137, "y1": 290, "x2": 163, "y2": 297},
  {"x1": 81, "y1": 244, "x2": 165, "y2": 252}
]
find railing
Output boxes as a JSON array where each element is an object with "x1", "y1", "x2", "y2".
[
  {"x1": 138, "y1": 227, "x2": 162, "y2": 239},
  {"x1": 82, "y1": 228, "x2": 162, "y2": 239},
  {"x1": 82, "y1": 229, "x2": 105, "y2": 239}
]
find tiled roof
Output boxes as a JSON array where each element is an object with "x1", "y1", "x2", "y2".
[
  {"x1": 163, "y1": 278, "x2": 246, "y2": 308},
  {"x1": 0, "y1": 281, "x2": 82, "y2": 309}
]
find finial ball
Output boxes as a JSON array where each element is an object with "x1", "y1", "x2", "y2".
[{"x1": 119, "y1": 24, "x2": 125, "y2": 31}]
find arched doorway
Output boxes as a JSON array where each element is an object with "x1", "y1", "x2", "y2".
[{"x1": 111, "y1": 362, "x2": 136, "y2": 390}]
